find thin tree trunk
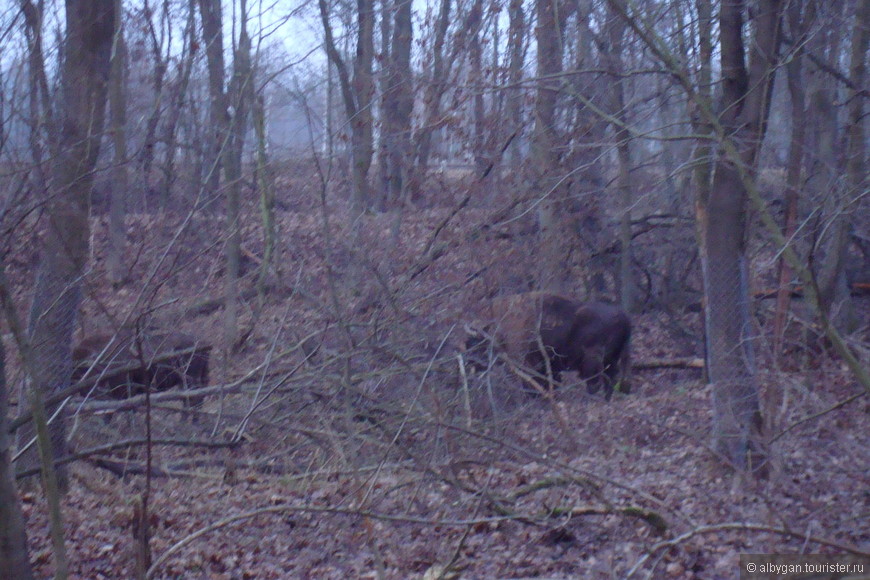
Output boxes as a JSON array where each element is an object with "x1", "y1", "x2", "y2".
[
  {"x1": 773, "y1": 0, "x2": 812, "y2": 361},
  {"x1": 223, "y1": 0, "x2": 254, "y2": 348},
  {"x1": 0, "y1": 305, "x2": 33, "y2": 578},
  {"x1": 840, "y1": 0, "x2": 867, "y2": 322},
  {"x1": 504, "y1": 0, "x2": 524, "y2": 165},
  {"x1": 703, "y1": 0, "x2": 782, "y2": 475},
  {"x1": 254, "y1": 92, "x2": 277, "y2": 295},
  {"x1": 20, "y1": 0, "x2": 51, "y2": 196},
  {"x1": 377, "y1": 0, "x2": 392, "y2": 210},
  {"x1": 532, "y1": 0, "x2": 564, "y2": 290},
  {"x1": 325, "y1": 57, "x2": 334, "y2": 157},
  {"x1": 602, "y1": 2, "x2": 636, "y2": 312},
  {"x1": 383, "y1": 0, "x2": 414, "y2": 210},
  {"x1": 198, "y1": 0, "x2": 229, "y2": 211},
  {"x1": 845, "y1": 1, "x2": 868, "y2": 187},
  {"x1": 805, "y1": 3, "x2": 853, "y2": 332},
  {"x1": 139, "y1": 0, "x2": 169, "y2": 208},
  {"x1": 469, "y1": 0, "x2": 487, "y2": 176},
  {"x1": 565, "y1": 0, "x2": 605, "y2": 201},
  {"x1": 690, "y1": 0, "x2": 714, "y2": 220},
  {"x1": 108, "y1": 0, "x2": 128, "y2": 286},
  {"x1": 159, "y1": 0, "x2": 197, "y2": 208},
  {"x1": 318, "y1": 0, "x2": 375, "y2": 220}
]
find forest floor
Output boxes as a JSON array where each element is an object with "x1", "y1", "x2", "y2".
[{"x1": 10, "y1": 173, "x2": 870, "y2": 579}]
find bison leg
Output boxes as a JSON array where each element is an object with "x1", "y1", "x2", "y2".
[{"x1": 580, "y1": 354, "x2": 610, "y2": 399}]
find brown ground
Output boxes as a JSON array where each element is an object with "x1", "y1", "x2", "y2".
[{"x1": 9, "y1": 172, "x2": 869, "y2": 579}]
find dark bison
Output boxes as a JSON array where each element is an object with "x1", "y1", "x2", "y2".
[
  {"x1": 72, "y1": 331, "x2": 211, "y2": 416},
  {"x1": 465, "y1": 292, "x2": 631, "y2": 400}
]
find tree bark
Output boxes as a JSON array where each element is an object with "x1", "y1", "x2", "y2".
[
  {"x1": 702, "y1": 0, "x2": 783, "y2": 475},
  {"x1": 318, "y1": 0, "x2": 375, "y2": 219},
  {"x1": 198, "y1": 0, "x2": 229, "y2": 211},
  {"x1": 17, "y1": 0, "x2": 116, "y2": 492},
  {"x1": 773, "y1": 0, "x2": 812, "y2": 360},
  {"x1": 0, "y1": 320, "x2": 34, "y2": 579},
  {"x1": 139, "y1": 0, "x2": 169, "y2": 209},
  {"x1": 159, "y1": 0, "x2": 197, "y2": 208},
  {"x1": 107, "y1": 0, "x2": 128, "y2": 286},
  {"x1": 381, "y1": 0, "x2": 414, "y2": 210},
  {"x1": 807, "y1": 2, "x2": 855, "y2": 332},
  {"x1": 841, "y1": 0, "x2": 867, "y2": 321},
  {"x1": 504, "y1": 0, "x2": 525, "y2": 165},
  {"x1": 532, "y1": 0, "x2": 564, "y2": 290},
  {"x1": 20, "y1": 0, "x2": 52, "y2": 197},
  {"x1": 602, "y1": 1, "x2": 636, "y2": 312},
  {"x1": 223, "y1": 0, "x2": 255, "y2": 349},
  {"x1": 469, "y1": 0, "x2": 487, "y2": 177},
  {"x1": 845, "y1": 2, "x2": 868, "y2": 184}
]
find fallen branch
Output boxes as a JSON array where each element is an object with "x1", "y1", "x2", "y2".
[
  {"x1": 633, "y1": 357, "x2": 705, "y2": 370},
  {"x1": 624, "y1": 522, "x2": 870, "y2": 579}
]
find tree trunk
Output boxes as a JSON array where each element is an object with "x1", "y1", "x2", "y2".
[
  {"x1": 565, "y1": 0, "x2": 605, "y2": 203},
  {"x1": 318, "y1": 0, "x2": 375, "y2": 219},
  {"x1": 139, "y1": 0, "x2": 168, "y2": 209},
  {"x1": 702, "y1": 0, "x2": 783, "y2": 475},
  {"x1": 223, "y1": 0, "x2": 254, "y2": 349},
  {"x1": 409, "y1": 0, "x2": 463, "y2": 191},
  {"x1": 376, "y1": 0, "x2": 393, "y2": 210},
  {"x1": 107, "y1": 0, "x2": 128, "y2": 286},
  {"x1": 602, "y1": 2, "x2": 636, "y2": 312},
  {"x1": 198, "y1": 0, "x2": 229, "y2": 211},
  {"x1": 254, "y1": 92, "x2": 277, "y2": 295},
  {"x1": 806, "y1": 2, "x2": 855, "y2": 332},
  {"x1": 383, "y1": 0, "x2": 414, "y2": 209},
  {"x1": 20, "y1": 0, "x2": 51, "y2": 197},
  {"x1": 17, "y1": 0, "x2": 115, "y2": 492},
  {"x1": 159, "y1": 0, "x2": 197, "y2": 208},
  {"x1": 773, "y1": 0, "x2": 812, "y2": 361},
  {"x1": 469, "y1": 0, "x2": 487, "y2": 177},
  {"x1": 532, "y1": 0, "x2": 564, "y2": 290},
  {"x1": 840, "y1": 0, "x2": 867, "y2": 325},
  {"x1": 845, "y1": 0, "x2": 868, "y2": 192},
  {"x1": 504, "y1": 0, "x2": 525, "y2": 165},
  {"x1": 0, "y1": 325, "x2": 34, "y2": 579}
]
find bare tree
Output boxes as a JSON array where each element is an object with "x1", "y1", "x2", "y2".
[
  {"x1": 0, "y1": 319, "x2": 33, "y2": 580},
  {"x1": 410, "y1": 0, "x2": 451, "y2": 192},
  {"x1": 467, "y1": 0, "x2": 486, "y2": 176},
  {"x1": 139, "y1": 0, "x2": 170, "y2": 207},
  {"x1": 17, "y1": 0, "x2": 116, "y2": 492},
  {"x1": 223, "y1": 0, "x2": 255, "y2": 348},
  {"x1": 503, "y1": 0, "x2": 526, "y2": 165},
  {"x1": 376, "y1": 0, "x2": 393, "y2": 206},
  {"x1": 601, "y1": 2, "x2": 636, "y2": 312},
  {"x1": 319, "y1": 0, "x2": 375, "y2": 219},
  {"x1": 807, "y1": 3, "x2": 857, "y2": 333},
  {"x1": 159, "y1": 0, "x2": 198, "y2": 207},
  {"x1": 380, "y1": 0, "x2": 413, "y2": 211},
  {"x1": 198, "y1": 0, "x2": 229, "y2": 211},
  {"x1": 107, "y1": 0, "x2": 129, "y2": 286},
  {"x1": 20, "y1": 0, "x2": 51, "y2": 195},
  {"x1": 410, "y1": 0, "x2": 487, "y2": 189},
  {"x1": 532, "y1": 0, "x2": 565, "y2": 290},
  {"x1": 845, "y1": 0, "x2": 868, "y2": 236},
  {"x1": 773, "y1": 0, "x2": 813, "y2": 359},
  {"x1": 701, "y1": 0, "x2": 783, "y2": 474}
]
